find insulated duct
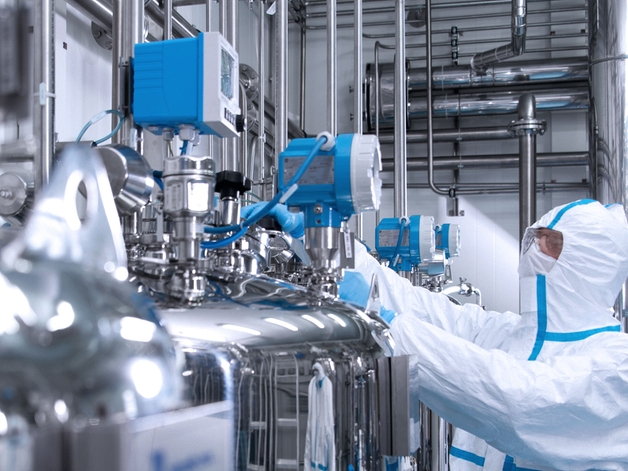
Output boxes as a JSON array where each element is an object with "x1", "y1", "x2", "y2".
[
  {"x1": 470, "y1": 0, "x2": 527, "y2": 73},
  {"x1": 366, "y1": 59, "x2": 588, "y2": 129},
  {"x1": 370, "y1": 88, "x2": 588, "y2": 129},
  {"x1": 368, "y1": 58, "x2": 588, "y2": 94}
]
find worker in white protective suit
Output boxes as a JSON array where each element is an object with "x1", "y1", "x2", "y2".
[
  {"x1": 304, "y1": 362, "x2": 336, "y2": 471},
  {"x1": 352, "y1": 199, "x2": 628, "y2": 470}
]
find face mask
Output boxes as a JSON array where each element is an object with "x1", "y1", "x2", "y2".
[{"x1": 518, "y1": 240, "x2": 558, "y2": 278}]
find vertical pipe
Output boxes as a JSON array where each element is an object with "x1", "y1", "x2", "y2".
[
  {"x1": 299, "y1": 24, "x2": 306, "y2": 130},
  {"x1": 227, "y1": 0, "x2": 237, "y2": 47},
  {"x1": 240, "y1": 82, "x2": 249, "y2": 179},
  {"x1": 113, "y1": 0, "x2": 143, "y2": 151},
  {"x1": 33, "y1": 0, "x2": 55, "y2": 197},
  {"x1": 327, "y1": 0, "x2": 337, "y2": 135},
  {"x1": 393, "y1": 0, "x2": 407, "y2": 218},
  {"x1": 275, "y1": 0, "x2": 288, "y2": 172},
  {"x1": 374, "y1": 43, "x2": 381, "y2": 138},
  {"x1": 589, "y1": 0, "x2": 627, "y2": 207},
  {"x1": 374, "y1": 42, "x2": 381, "y2": 226},
  {"x1": 206, "y1": 0, "x2": 212, "y2": 31},
  {"x1": 113, "y1": 0, "x2": 143, "y2": 238},
  {"x1": 112, "y1": 0, "x2": 122, "y2": 143},
  {"x1": 164, "y1": 0, "x2": 173, "y2": 40},
  {"x1": 219, "y1": 0, "x2": 227, "y2": 38},
  {"x1": 518, "y1": 93, "x2": 536, "y2": 242},
  {"x1": 354, "y1": 0, "x2": 364, "y2": 238},
  {"x1": 426, "y1": 0, "x2": 449, "y2": 197},
  {"x1": 220, "y1": 0, "x2": 238, "y2": 173},
  {"x1": 259, "y1": 0, "x2": 267, "y2": 198},
  {"x1": 438, "y1": 417, "x2": 449, "y2": 471},
  {"x1": 206, "y1": 0, "x2": 213, "y2": 177}
]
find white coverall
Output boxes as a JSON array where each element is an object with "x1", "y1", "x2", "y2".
[
  {"x1": 354, "y1": 200, "x2": 628, "y2": 470},
  {"x1": 304, "y1": 363, "x2": 336, "y2": 471}
]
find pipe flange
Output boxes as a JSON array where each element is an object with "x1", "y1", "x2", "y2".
[{"x1": 508, "y1": 118, "x2": 547, "y2": 137}]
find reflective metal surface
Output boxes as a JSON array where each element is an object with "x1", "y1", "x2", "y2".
[
  {"x1": 94, "y1": 145, "x2": 154, "y2": 215},
  {"x1": 393, "y1": 0, "x2": 407, "y2": 218},
  {"x1": 150, "y1": 269, "x2": 386, "y2": 471},
  {"x1": 368, "y1": 58, "x2": 588, "y2": 129},
  {"x1": 0, "y1": 146, "x2": 185, "y2": 469},
  {"x1": 513, "y1": 94, "x2": 544, "y2": 241},
  {"x1": 589, "y1": 0, "x2": 628, "y2": 206},
  {"x1": 0, "y1": 173, "x2": 31, "y2": 225},
  {"x1": 470, "y1": 0, "x2": 527, "y2": 73}
]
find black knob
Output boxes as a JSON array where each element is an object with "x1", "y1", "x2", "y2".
[
  {"x1": 236, "y1": 114, "x2": 246, "y2": 133},
  {"x1": 215, "y1": 171, "x2": 252, "y2": 199}
]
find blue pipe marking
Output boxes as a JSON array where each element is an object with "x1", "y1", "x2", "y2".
[
  {"x1": 528, "y1": 275, "x2": 547, "y2": 361},
  {"x1": 547, "y1": 199, "x2": 596, "y2": 229},
  {"x1": 450, "y1": 446, "x2": 485, "y2": 467}
]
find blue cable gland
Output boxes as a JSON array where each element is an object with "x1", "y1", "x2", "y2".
[{"x1": 278, "y1": 134, "x2": 356, "y2": 228}]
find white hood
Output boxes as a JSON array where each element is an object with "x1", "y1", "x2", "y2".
[{"x1": 519, "y1": 200, "x2": 628, "y2": 339}]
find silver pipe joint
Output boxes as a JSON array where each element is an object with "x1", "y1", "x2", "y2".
[{"x1": 471, "y1": 0, "x2": 526, "y2": 74}]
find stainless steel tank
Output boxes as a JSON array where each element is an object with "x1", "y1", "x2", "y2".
[{"x1": 151, "y1": 271, "x2": 388, "y2": 471}]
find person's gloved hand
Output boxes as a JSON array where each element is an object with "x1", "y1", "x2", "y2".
[
  {"x1": 241, "y1": 202, "x2": 304, "y2": 238},
  {"x1": 380, "y1": 307, "x2": 397, "y2": 324},
  {"x1": 338, "y1": 271, "x2": 370, "y2": 309},
  {"x1": 339, "y1": 271, "x2": 398, "y2": 324}
]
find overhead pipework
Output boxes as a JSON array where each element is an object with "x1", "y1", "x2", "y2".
[{"x1": 473, "y1": 0, "x2": 527, "y2": 74}]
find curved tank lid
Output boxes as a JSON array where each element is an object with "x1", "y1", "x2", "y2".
[{"x1": 157, "y1": 273, "x2": 384, "y2": 348}]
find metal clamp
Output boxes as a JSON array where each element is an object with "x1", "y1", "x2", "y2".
[{"x1": 508, "y1": 117, "x2": 547, "y2": 137}]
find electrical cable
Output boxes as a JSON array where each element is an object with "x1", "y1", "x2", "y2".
[
  {"x1": 201, "y1": 135, "x2": 329, "y2": 249},
  {"x1": 390, "y1": 217, "x2": 409, "y2": 271},
  {"x1": 75, "y1": 109, "x2": 124, "y2": 144},
  {"x1": 153, "y1": 170, "x2": 164, "y2": 191}
]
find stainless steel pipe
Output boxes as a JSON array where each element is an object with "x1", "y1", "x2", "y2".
[
  {"x1": 354, "y1": 0, "x2": 363, "y2": 238},
  {"x1": 589, "y1": 0, "x2": 628, "y2": 206},
  {"x1": 380, "y1": 152, "x2": 588, "y2": 171},
  {"x1": 275, "y1": 0, "x2": 289, "y2": 192},
  {"x1": 378, "y1": 127, "x2": 512, "y2": 144},
  {"x1": 258, "y1": 0, "x2": 267, "y2": 197},
  {"x1": 515, "y1": 94, "x2": 539, "y2": 241},
  {"x1": 33, "y1": 0, "x2": 55, "y2": 197},
  {"x1": 164, "y1": 0, "x2": 173, "y2": 40},
  {"x1": 471, "y1": 0, "x2": 527, "y2": 73},
  {"x1": 112, "y1": 0, "x2": 144, "y2": 151},
  {"x1": 426, "y1": 0, "x2": 449, "y2": 197},
  {"x1": 220, "y1": 0, "x2": 238, "y2": 173},
  {"x1": 399, "y1": 58, "x2": 587, "y2": 92},
  {"x1": 70, "y1": 0, "x2": 198, "y2": 39},
  {"x1": 382, "y1": 182, "x2": 590, "y2": 194},
  {"x1": 371, "y1": 88, "x2": 588, "y2": 129},
  {"x1": 393, "y1": 0, "x2": 407, "y2": 217},
  {"x1": 328, "y1": 0, "x2": 337, "y2": 135}
]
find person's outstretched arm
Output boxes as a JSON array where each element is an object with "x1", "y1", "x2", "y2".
[
  {"x1": 391, "y1": 313, "x2": 628, "y2": 470},
  {"x1": 353, "y1": 241, "x2": 519, "y2": 348}
]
